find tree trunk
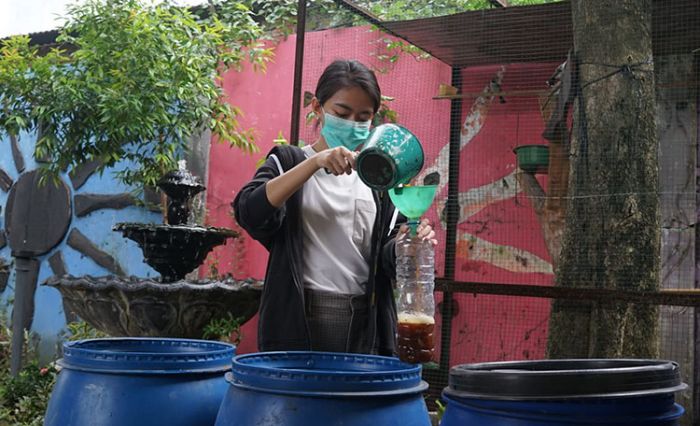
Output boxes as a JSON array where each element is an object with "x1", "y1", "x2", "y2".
[{"x1": 547, "y1": 0, "x2": 660, "y2": 358}]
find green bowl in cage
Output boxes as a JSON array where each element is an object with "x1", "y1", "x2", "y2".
[{"x1": 514, "y1": 145, "x2": 549, "y2": 174}]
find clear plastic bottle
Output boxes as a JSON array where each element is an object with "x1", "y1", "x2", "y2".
[{"x1": 395, "y1": 231, "x2": 435, "y2": 364}]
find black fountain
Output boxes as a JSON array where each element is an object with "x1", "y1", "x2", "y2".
[{"x1": 48, "y1": 162, "x2": 261, "y2": 338}]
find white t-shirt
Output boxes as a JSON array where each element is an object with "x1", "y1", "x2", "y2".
[{"x1": 300, "y1": 145, "x2": 377, "y2": 295}]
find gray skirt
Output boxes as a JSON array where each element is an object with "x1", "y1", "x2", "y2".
[{"x1": 304, "y1": 288, "x2": 371, "y2": 353}]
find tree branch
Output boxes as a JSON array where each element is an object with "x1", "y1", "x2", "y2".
[{"x1": 516, "y1": 171, "x2": 545, "y2": 214}]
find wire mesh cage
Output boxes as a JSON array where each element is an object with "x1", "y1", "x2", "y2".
[{"x1": 291, "y1": 0, "x2": 699, "y2": 422}]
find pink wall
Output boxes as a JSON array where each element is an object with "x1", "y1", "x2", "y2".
[
  {"x1": 204, "y1": 38, "x2": 300, "y2": 353},
  {"x1": 206, "y1": 26, "x2": 558, "y2": 362}
]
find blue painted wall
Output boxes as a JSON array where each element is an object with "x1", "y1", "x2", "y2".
[{"x1": 0, "y1": 130, "x2": 161, "y2": 361}]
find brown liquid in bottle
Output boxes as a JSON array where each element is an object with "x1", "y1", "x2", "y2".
[{"x1": 397, "y1": 313, "x2": 435, "y2": 364}]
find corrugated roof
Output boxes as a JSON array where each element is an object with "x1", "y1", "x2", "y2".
[
  {"x1": 16, "y1": 1, "x2": 700, "y2": 65},
  {"x1": 336, "y1": 0, "x2": 700, "y2": 68},
  {"x1": 27, "y1": 29, "x2": 61, "y2": 46}
]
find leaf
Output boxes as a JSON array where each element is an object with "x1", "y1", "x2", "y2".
[
  {"x1": 303, "y1": 91, "x2": 314, "y2": 107},
  {"x1": 273, "y1": 130, "x2": 288, "y2": 145}
]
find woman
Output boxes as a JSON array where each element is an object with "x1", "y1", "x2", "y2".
[{"x1": 233, "y1": 59, "x2": 435, "y2": 355}]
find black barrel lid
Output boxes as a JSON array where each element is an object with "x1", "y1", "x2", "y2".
[{"x1": 445, "y1": 359, "x2": 687, "y2": 400}]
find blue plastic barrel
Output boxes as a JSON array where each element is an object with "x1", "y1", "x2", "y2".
[
  {"x1": 44, "y1": 338, "x2": 235, "y2": 426},
  {"x1": 441, "y1": 359, "x2": 687, "y2": 425},
  {"x1": 215, "y1": 351, "x2": 431, "y2": 426}
]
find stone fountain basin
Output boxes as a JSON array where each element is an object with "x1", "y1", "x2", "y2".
[
  {"x1": 46, "y1": 276, "x2": 262, "y2": 338},
  {"x1": 113, "y1": 223, "x2": 238, "y2": 283}
]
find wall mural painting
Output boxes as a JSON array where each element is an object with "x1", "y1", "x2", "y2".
[
  {"x1": 0, "y1": 131, "x2": 159, "y2": 360},
  {"x1": 420, "y1": 63, "x2": 556, "y2": 364},
  {"x1": 419, "y1": 65, "x2": 554, "y2": 279}
]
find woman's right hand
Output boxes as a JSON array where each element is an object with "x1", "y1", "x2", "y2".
[{"x1": 313, "y1": 146, "x2": 357, "y2": 175}]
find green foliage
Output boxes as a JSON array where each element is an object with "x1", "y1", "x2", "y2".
[
  {"x1": 369, "y1": 36, "x2": 431, "y2": 72},
  {"x1": 0, "y1": 313, "x2": 56, "y2": 426},
  {"x1": 0, "y1": 0, "x2": 272, "y2": 188},
  {"x1": 357, "y1": 0, "x2": 494, "y2": 20},
  {"x1": 202, "y1": 313, "x2": 243, "y2": 345},
  {"x1": 346, "y1": 0, "x2": 556, "y2": 21},
  {"x1": 0, "y1": 36, "x2": 34, "y2": 136},
  {"x1": 435, "y1": 399, "x2": 447, "y2": 421},
  {"x1": 273, "y1": 130, "x2": 290, "y2": 146},
  {"x1": 246, "y1": 0, "x2": 298, "y2": 39},
  {"x1": 0, "y1": 316, "x2": 10, "y2": 372},
  {"x1": 254, "y1": 131, "x2": 292, "y2": 169},
  {"x1": 0, "y1": 36, "x2": 64, "y2": 141},
  {"x1": 374, "y1": 95, "x2": 398, "y2": 126},
  {"x1": 65, "y1": 321, "x2": 109, "y2": 341},
  {"x1": 0, "y1": 362, "x2": 57, "y2": 426}
]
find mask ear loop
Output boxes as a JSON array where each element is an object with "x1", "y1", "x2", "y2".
[
  {"x1": 317, "y1": 107, "x2": 333, "y2": 175},
  {"x1": 315, "y1": 106, "x2": 325, "y2": 132}
]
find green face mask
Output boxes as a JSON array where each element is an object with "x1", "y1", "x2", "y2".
[{"x1": 320, "y1": 108, "x2": 371, "y2": 150}]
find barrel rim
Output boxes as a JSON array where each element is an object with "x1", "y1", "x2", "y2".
[
  {"x1": 231, "y1": 351, "x2": 423, "y2": 393},
  {"x1": 60, "y1": 337, "x2": 235, "y2": 374},
  {"x1": 446, "y1": 359, "x2": 687, "y2": 400},
  {"x1": 226, "y1": 372, "x2": 430, "y2": 397}
]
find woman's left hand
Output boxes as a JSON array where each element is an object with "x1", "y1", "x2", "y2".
[{"x1": 398, "y1": 218, "x2": 438, "y2": 246}]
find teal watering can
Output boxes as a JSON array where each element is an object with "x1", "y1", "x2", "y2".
[{"x1": 356, "y1": 124, "x2": 424, "y2": 191}]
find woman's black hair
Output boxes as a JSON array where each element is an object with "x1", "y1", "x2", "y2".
[{"x1": 314, "y1": 60, "x2": 381, "y2": 114}]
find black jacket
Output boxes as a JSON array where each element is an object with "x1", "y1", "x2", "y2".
[{"x1": 233, "y1": 144, "x2": 405, "y2": 355}]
